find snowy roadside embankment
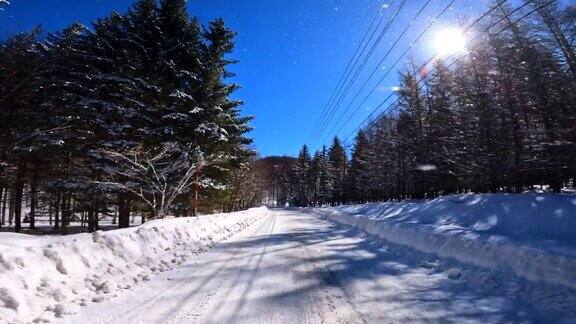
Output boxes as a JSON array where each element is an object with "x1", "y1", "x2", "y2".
[
  {"x1": 311, "y1": 194, "x2": 576, "y2": 289},
  {"x1": 0, "y1": 207, "x2": 268, "y2": 323}
]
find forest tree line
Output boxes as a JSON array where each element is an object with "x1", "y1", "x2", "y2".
[
  {"x1": 0, "y1": 0, "x2": 258, "y2": 233},
  {"x1": 281, "y1": 1, "x2": 576, "y2": 207}
]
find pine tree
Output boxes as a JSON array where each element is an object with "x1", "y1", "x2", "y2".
[
  {"x1": 365, "y1": 117, "x2": 397, "y2": 200},
  {"x1": 0, "y1": 29, "x2": 43, "y2": 232},
  {"x1": 396, "y1": 72, "x2": 428, "y2": 198},
  {"x1": 347, "y1": 131, "x2": 370, "y2": 203},
  {"x1": 425, "y1": 61, "x2": 458, "y2": 194},
  {"x1": 529, "y1": 0, "x2": 576, "y2": 80},
  {"x1": 328, "y1": 137, "x2": 347, "y2": 205},
  {"x1": 311, "y1": 146, "x2": 333, "y2": 206},
  {"x1": 317, "y1": 146, "x2": 334, "y2": 206},
  {"x1": 277, "y1": 161, "x2": 294, "y2": 206},
  {"x1": 293, "y1": 145, "x2": 312, "y2": 206},
  {"x1": 293, "y1": 2, "x2": 575, "y2": 202},
  {"x1": 494, "y1": 3, "x2": 575, "y2": 192},
  {"x1": 0, "y1": 0, "x2": 256, "y2": 232}
]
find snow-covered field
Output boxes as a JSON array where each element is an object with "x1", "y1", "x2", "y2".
[
  {"x1": 311, "y1": 194, "x2": 576, "y2": 288},
  {"x1": 0, "y1": 207, "x2": 268, "y2": 323}
]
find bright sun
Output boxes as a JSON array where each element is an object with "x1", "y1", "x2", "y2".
[{"x1": 434, "y1": 28, "x2": 467, "y2": 57}]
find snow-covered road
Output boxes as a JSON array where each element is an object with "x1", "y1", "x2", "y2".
[{"x1": 59, "y1": 209, "x2": 574, "y2": 323}]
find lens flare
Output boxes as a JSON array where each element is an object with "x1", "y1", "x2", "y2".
[{"x1": 434, "y1": 28, "x2": 467, "y2": 57}]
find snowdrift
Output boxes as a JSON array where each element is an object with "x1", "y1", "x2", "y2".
[
  {"x1": 312, "y1": 194, "x2": 576, "y2": 289},
  {"x1": 0, "y1": 207, "x2": 268, "y2": 323}
]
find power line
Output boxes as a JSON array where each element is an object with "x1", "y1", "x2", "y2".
[
  {"x1": 342, "y1": 0, "x2": 551, "y2": 147},
  {"x1": 344, "y1": 0, "x2": 554, "y2": 146},
  {"x1": 309, "y1": 0, "x2": 409, "y2": 145},
  {"x1": 325, "y1": 0, "x2": 456, "y2": 144},
  {"x1": 338, "y1": 0, "x2": 523, "y2": 146},
  {"x1": 311, "y1": 0, "x2": 409, "y2": 144},
  {"x1": 308, "y1": 0, "x2": 399, "y2": 143},
  {"x1": 306, "y1": 0, "x2": 391, "y2": 144}
]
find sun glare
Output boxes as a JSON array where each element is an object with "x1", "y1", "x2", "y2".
[{"x1": 434, "y1": 28, "x2": 467, "y2": 57}]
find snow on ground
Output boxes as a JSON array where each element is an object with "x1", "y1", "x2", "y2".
[
  {"x1": 55, "y1": 209, "x2": 576, "y2": 323},
  {"x1": 311, "y1": 193, "x2": 576, "y2": 289},
  {"x1": 0, "y1": 207, "x2": 268, "y2": 323},
  {"x1": 2, "y1": 195, "x2": 575, "y2": 323}
]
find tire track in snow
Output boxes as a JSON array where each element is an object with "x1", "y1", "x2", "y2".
[
  {"x1": 169, "y1": 213, "x2": 278, "y2": 323},
  {"x1": 292, "y1": 216, "x2": 368, "y2": 324},
  {"x1": 99, "y1": 215, "x2": 274, "y2": 324}
]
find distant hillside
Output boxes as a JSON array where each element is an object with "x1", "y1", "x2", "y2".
[{"x1": 255, "y1": 156, "x2": 296, "y2": 205}]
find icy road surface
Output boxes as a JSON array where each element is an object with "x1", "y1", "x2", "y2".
[{"x1": 60, "y1": 209, "x2": 574, "y2": 323}]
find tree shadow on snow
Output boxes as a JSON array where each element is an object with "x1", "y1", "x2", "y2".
[{"x1": 167, "y1": 210, "x2": 576, "y2": 323}]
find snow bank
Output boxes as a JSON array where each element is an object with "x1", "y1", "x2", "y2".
[
  {"x1": 312, "y1": 194, "x2": 576, "y2": 289},
  {"x1": 0, "y1": 207, "x2": 268, "y2": 323}
]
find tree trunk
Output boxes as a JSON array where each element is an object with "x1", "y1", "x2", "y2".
[
  {"x1": 88, "y1": 209, "x2": 98, "y2": 233},
  {"x1": 142, "y1": 211, "x2": 149, "y2": 224},
  {"x1": 8, "y1": 191, "x2": 13, "y2": 227},
  {"x1": 117, "y1": 192, "x2": 131, "y2": 229},
  {"x1": 183, "y1": 200, "x2": 190, "y2": 217},
  {"x1": 550, "y1": 167, "x2": 563, "y2": 193},
  {"x1": 60, "y1": 153, "x2": 72, "y2": 234},
  {"x1": 53, "y1": 194, "x2": 60, "y2": 230},
  {"x1": 0, "y1": 186, "x2": 5, "y2": 227},
  {"x1": 48, "y1": 202, "x2": 53, "y2": 226},
  {"x1": 87, "y1": 209, "x2": 98, "y2": 233},
  {"x1": 29, "y1": 160, "x2": 39, "y2": 229},
  {"x1": 94, "y1": 211, "x2": 99, "y2": 231},
  {"x1": 192, "y1": 171, "x2": 200, "y2": 216},
  {"x1": 61, "y1": 193, "x2": 71, "y2": 234},
  {"x1": 12, "y1": 160, "x2": 26, "y2": 232},
  {"x1": 60, "y1": 194, "x2": 66, "y2": 233}
]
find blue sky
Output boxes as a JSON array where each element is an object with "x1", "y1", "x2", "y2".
[{"x1": 1, "y1": 0, "x2": 552, "y2": 157}]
